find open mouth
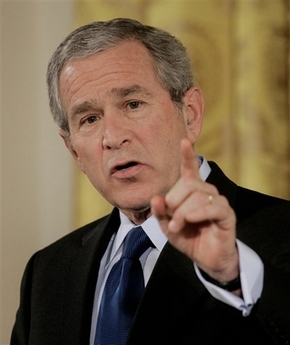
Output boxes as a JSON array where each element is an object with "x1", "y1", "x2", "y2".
[{"x1": 115, "y1": 161, "x2": 138, "y2": 171}]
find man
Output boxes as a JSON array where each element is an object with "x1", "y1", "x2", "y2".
[{"x1": 11, "y1": 18, "x2": 290, "y2": 345}]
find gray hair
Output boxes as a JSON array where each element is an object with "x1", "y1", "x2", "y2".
[{"x1": 47, "y1": 18, "x2": 195, "y2": 134}]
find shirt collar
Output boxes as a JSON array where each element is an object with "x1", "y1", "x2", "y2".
[
  {"x1": 198, "y1": 155, "x2": 211, "y2": 181},
  {"x1": 118, "y1": 212, "x2": 167, "y2": 252}
]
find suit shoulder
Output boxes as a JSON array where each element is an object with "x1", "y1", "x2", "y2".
[
  {"x1": 208, "y1": 160, "x2": 289, "y2": 219},
  {"x1": 36, "y1": 214, "x2": 111, "y2": 256},
  {"x1": 236, "y1": 185, "x2": 289, "y2": 218}
]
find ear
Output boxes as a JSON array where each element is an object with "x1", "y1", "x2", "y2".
[
  {"x1": 59, "y1": 130, "x2": 85, "y2": 172},
  {"x1": 183, "y1": 86, "x2": 205, "y2": 144}
]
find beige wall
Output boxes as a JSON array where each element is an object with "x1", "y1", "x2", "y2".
[{"x1": 2, "y1": 2, "x2": 74, "y2": 343}]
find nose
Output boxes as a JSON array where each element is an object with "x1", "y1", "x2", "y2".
[{"x1": 102, "y1": 114, "x2": 130, "y2": 150}]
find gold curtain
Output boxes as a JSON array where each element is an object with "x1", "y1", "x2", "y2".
[{"x1": 73, "y1": 0, "x2": 290, "y2": 228}]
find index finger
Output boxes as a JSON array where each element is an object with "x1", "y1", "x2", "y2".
[{"x1": 180, "y1": 138, "x2": 201, "y2": 180}]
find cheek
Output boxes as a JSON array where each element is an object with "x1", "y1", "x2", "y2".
[{"x1": 72, "y1": 138, "x2": 102, "y2": 168}]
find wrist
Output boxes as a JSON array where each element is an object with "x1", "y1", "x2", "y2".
[{"x1": 200, "y1": 269, "x2": 241, "y2": 292}]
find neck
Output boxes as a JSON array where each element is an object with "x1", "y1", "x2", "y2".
[{"x1": 121, "y1": 207, "x2": 152, "y2": 225}]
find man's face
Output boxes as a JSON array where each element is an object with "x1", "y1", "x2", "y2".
[{"x1": 59, "y1": 41, "x2": 203, "y2": 218}]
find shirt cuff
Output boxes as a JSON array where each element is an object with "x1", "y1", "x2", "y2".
[{"x1": 194, "y1": 239, "x2": 264, "y2": 316}]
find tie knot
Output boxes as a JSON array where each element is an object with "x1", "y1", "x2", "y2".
[{"x1": 122, "y1": 226, "x2": 152, "y2": 260}]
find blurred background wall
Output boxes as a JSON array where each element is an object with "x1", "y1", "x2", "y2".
[
  {"x1": 2, "y1": 2, "x2": 74, "y2": 343},
  {"x1": 2, "y1": 1, "x2": 289, "y2": 343}
]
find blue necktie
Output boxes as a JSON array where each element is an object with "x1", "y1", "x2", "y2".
[{"x1": 95, "y1": 226, "x2": 152, "y2": 345}]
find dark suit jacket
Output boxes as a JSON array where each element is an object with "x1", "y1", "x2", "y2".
[{"x1": 11, "y1": 162, "x2": 290, "y2": 345}]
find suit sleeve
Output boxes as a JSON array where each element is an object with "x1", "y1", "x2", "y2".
[
  {"x1": 10, "y1": 253, "x2": 38, "y2": 345},
  {"x1": 256, "y1": 259, "x2": 290, "y2": 344},
  {"x1": 238, "y1": 203, "x2": 290, "y2": 344}
]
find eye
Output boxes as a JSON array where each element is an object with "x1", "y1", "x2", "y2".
[
  {"x1": 87, "y1": 116, "x2": 97, "y2": 124},
  {"x1": 127, "y1": 101, "x2": 141, "y2": 110},
  {"x1": 82, "y1": 115, "x2": 98, "y2": 125}
]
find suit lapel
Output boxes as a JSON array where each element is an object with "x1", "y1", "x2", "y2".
[
  {"x1": 60, "y1": 209, "x2": 120, "y2": 344},
  {"x1": 206, "y1": 161, "x2": 238, "y2": 211},
  {"x1": 128, "y1": 242, "x2": 207, "y2": 344}
]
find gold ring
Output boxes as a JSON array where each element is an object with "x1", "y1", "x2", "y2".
[{"x1": 208, "y1": 194, "x2": 213, "y2": 204}]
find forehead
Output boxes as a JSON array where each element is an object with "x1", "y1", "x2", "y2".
[
  {"x1": 60, "y1": 41, "x2": 157, "y2": 89},
  {"x1": 59, "y1": 41, "x2": 162, "y2": 110}
]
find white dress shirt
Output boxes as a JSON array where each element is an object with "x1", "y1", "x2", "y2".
[{"x1": 90, "y1": 157, "x2": 264, "y2": 344}]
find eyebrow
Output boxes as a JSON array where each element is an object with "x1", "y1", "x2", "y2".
[
  {"x1": 70, "y1": 84, "x2": 152, "y2": 119},
  {"x1": 70, "y1": 101, "x2": 96, "y2": 118},
  {"x1": 110, "y1": 84, "x2": 151, "y2": 98}
]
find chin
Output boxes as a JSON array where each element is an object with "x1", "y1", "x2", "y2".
[
  {"x1": 110, "y1": 193, "x2": 152, "y2": 213},
  {"x1": 116, "y1": 199, "x2": 151, "y2": 213},
  {"x1": 105, "y1": 183, "x2": 165, "y2": 214}
]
